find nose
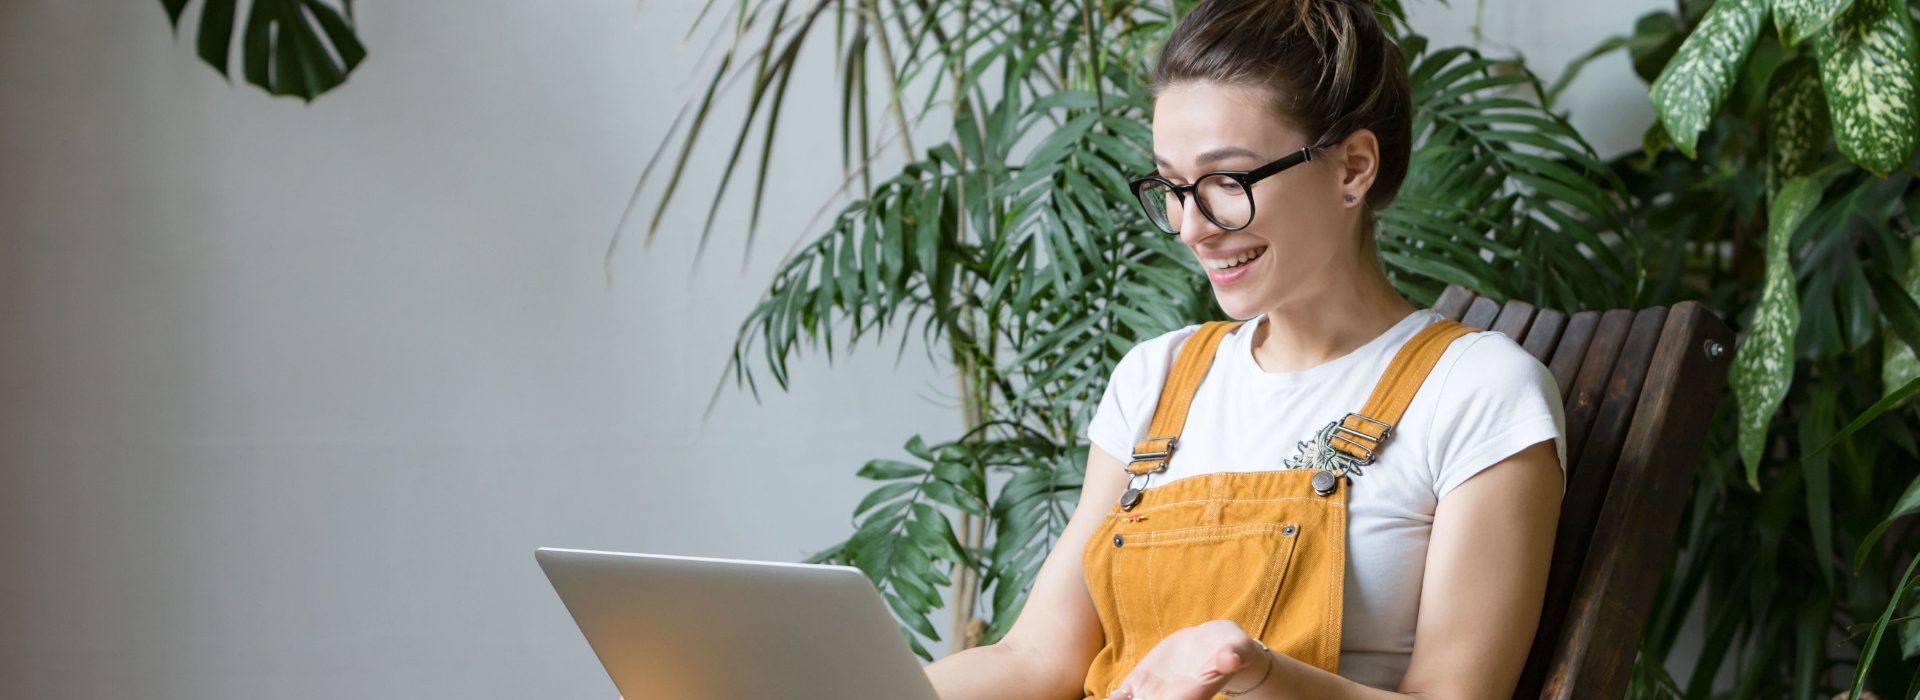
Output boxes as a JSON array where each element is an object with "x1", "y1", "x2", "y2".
[{"x1": 1175, "y1": 198, "x2": 1227, "y2": 247}]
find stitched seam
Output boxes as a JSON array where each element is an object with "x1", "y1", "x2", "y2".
[
  {"x1": 1250, "y1": 526, "x2": 1297, "y2": 639},
  {"x1": 1114, "y1": 495, "x2": 1343, "y2": 515},
  {"x1": 1326, "y1": 501, "x2": 1347, "y2": 667},
  {"x1": 1088, "y1": 516, "x2": 1132, "y2": 673},
  {"x1": 1326, "y1": 513, "x2": 1337, "y2": 667},
  {"x1": 1134, "y1": 531, "x2": 1291, "y2": 546},
  {"x1": 1145, "y1": 536, "x2": 1165, "y2": 640},
  {"x1": 1130, "y1": 522, "x2": 1292, "y2": 540},
  {"x1": 1110, "y1": 527, "x2": 1131, "y2": 666}
]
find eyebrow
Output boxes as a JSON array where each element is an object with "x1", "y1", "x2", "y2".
[{"x1": 1152, "y1": 146, "x2": 1265, "y2": 172}]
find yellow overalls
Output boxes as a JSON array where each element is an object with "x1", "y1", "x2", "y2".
[{"x1": 1080, "y1": 317, "x2": 1474, "y2": 699}]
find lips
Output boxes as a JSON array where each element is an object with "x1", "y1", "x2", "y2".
[
  {"x1": 1200, "y1": 246, "x2": 1267, "y2": 286},
  {"x1": 1202, "y1": 246, "x2": 1268, "y2": 270}
]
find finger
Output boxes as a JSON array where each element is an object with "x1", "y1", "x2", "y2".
[{"x1": 1197, "y1": 647, "x2": 1243, "y2": 681}]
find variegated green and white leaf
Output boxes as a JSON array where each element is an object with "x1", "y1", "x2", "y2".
[
  {"x1": 1773, "y1": 0, "x2": 1857, "y2": 45},
  {"x1": 1769, "y1": 58, "x2": 1832, "y2": 188},
  {"x1": 1732, "y1": 176, "x2": 1819, "y2": 488},
  {"x1": 1651, "y1": 0, "x2": 1770, "y2": 157},
  {"x1": 1884, "y1": 235, "x2": 1920, "y2": 402},
  {"x1": 1814, "y1": 0, "x2": 1920, "y2": 175}
]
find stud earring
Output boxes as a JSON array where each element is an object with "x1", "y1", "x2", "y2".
[{"x1": 1343, "y1": 193, "x2": 1357, "y2": 203}]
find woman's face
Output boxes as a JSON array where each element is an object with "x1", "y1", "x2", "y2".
[{"x1": 1149, "y1": 81, "x2": 1370, "y2": 319}]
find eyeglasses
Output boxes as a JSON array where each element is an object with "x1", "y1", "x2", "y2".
[{"x1": 1128, "y1": 146, "x2": 1321, "y2": 235}]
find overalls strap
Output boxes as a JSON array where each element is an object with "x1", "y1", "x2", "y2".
[
  {"x1": 1328, "y1": 319, "x2": 1475, "y2": 462},
  {"x1": 1126, "y1": 321, "x2": 1244, "y2": 476},
  {"x1": 1123, "y1": 316, "x2": 1475, "y2": 475}
]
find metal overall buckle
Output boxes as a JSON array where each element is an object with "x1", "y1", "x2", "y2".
[
  {"x1": 1120, "y1": 436, "x2": 1177, "y2": 511},
  {"x1": 1285, "y1": 412, "x2": 1393, "y2": 493}
]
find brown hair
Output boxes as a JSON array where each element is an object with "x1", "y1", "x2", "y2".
[{"x1": 1152, "y1": 0, "x2": 1413, "y2": 232}]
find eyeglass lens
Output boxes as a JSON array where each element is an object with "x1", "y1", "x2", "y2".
[{"x1": 1136, "y1": 173, "x2": 1253, "y2": 234}]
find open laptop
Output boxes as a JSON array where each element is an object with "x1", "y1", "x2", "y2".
[{"x1": 536, "y1": 547, "x2": 943, "y2": 699}]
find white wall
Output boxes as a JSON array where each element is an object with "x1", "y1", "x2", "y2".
[
  {"x1": 1407, "y1": 0, "x2": 1672, "y2": 158},
  {"x1": 0, "y1": 1, "x2": 1678, "y2": 698}
]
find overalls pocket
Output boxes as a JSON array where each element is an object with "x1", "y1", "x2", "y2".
[{"x1": 1110, "y1": 520, "x2": 1301, "y2": 645}]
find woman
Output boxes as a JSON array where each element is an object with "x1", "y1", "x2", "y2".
[{"x1": 923, "y1": 1, "x2": 1566, "y2": 698}]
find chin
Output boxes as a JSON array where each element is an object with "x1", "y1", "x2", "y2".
[{"x1": 1211, "y1": 288, "x2": 1269, "y2": 321}]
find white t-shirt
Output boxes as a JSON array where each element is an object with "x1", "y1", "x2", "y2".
[{"x1": 1083, "y1": 308, "x2": 1567, "y2": 690}]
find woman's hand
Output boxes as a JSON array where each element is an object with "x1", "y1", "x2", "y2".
[{"x1": 1107, "y1": 620, "x2": 1275, "y2": 700}]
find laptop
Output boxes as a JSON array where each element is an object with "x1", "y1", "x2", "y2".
[{"x1": 536, "y1": 547, "x2": 943, "y2": 699}]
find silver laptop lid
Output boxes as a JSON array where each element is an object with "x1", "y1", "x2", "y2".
[{"x1": 536, "y1": 547, "x2": 941, "y2": 700}]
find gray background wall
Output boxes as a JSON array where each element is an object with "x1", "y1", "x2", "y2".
[{"x1": 0, "y1": 1, "x2": 1675, "y2": 698}]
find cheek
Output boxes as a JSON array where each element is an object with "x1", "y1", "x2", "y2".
[
  {"x1": 1250, "y1": 185, "x2": 1339, "y2": 243},
  {"x1": 1264, "y1": 177, "x2": 1351, "y2": 248}
]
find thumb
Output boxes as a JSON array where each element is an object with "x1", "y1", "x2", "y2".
[{"x1": 1198, "y1": 646, "x2": 1246, "y2": 682}]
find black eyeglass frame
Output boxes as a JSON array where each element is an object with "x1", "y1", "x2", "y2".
[{"x1": 1128, "y1": 145, "x2": 1323, "y2": 235}]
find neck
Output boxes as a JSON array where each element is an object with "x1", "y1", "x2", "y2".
[{"x1": 1249, "y1": 257, "x2": 1415, "y2": 374}]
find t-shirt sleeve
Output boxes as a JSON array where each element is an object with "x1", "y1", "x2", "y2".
[
  {"x1": 1086, "y1": 342, "x2": 1153, "y2": 465},
  {"x1": 1424, "y1": 332, "x2": 1568, "y2": 500},
  {"x1": 1084, "y1": 327, "x2": 1192, "y2": 464}
]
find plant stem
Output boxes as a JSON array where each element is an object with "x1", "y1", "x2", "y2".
[{"x1": 862, "y1": 0, "x2": 916, "y2": 159}]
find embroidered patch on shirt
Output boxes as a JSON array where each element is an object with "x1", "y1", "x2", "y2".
[{"x1": 1282, "y1": 420, "x2": 1374, "y2": 477}]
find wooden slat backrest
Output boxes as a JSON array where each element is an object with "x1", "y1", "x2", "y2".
[{"x1": 1428, "y1": 284, "x2": 1734, "y2": 700}]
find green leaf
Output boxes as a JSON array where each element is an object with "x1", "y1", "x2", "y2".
[
  {"x1": 1902, "y1": 596, "x2": 1920, "y2": 660},
  {"x1": 1768, "y1": 58, "x2": 1832, "y2": 187},
  {"x1": 1867, "y1": 233, "x2": 1920, "y2": 387},
  {"x1": 1546, "y1": 30, "x2": 1672, "y2": 107},
  {"x1": 195, "y1": 0, "x2": 239, "y2": 76},
  {"x1": 1848, "y1": 553, "x2": 1920, "y2": 698},
  {"x1": 1852, "y1": 472, "x2": 1920, "y2": 571},
  {"x1": 1805, "y1": 374, "x2": 1920, "y2": 465},
  {"x1": 164, "y1": 0, "x2": 365, "y2": 101},
  {"x1": 1795, "y1": 593, "x2": 1834, "y2": 699},
  {"x1": 1798, "y1": 381, "x2": 1837, "y2": 587},
  {"x1": 1630, "y1": 11, "x2": 1688, "y2": 83},
  {"x1": 904, "y1": 435, "x2": 935, "y2": 461},
  {"x1": 1731, "y1": 176, "x2": 1818, "y2": 488},
  {"x1": 924, "y1": 479, "x2": 988, "y2": 517},
  {"x1": 1814, "y1": 0, "x2": 1920, "y2": 175},
  {"x1": 1773, "y1": 0, "x2": 1858, "y2": 45},
  {"x1": 853, "y1": 481, "x2": 919, "y2": 516},
  {"x1": 857, "y1": 459, "x2": 927, "y2": 480},
  {"x1": 161, "y1": 0, "x2": 190, "y2": 26},
  {"x1": 1651, "y1": 0, "x2": 1770, "y2": 157},
  {"x1": 1889, "y1": 235, "x2": 1920, "y2": 403}
]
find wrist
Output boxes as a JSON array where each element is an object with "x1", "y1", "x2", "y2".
[{"x1": 1220, "y1": 638, "x2": 1274, "y2": 697}]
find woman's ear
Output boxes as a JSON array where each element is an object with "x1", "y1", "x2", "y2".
[{"x1": 1333, "y1": 129, "x2": 1380, "y2": 208}]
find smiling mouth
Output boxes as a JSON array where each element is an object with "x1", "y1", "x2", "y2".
[{"x1": 1203, "y1": 246, "x2": 1268, "y2": 271}]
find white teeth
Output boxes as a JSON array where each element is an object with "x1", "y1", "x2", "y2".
[{"x1": 1205, "y1": 247, "x2": 1267, "y2": 270}]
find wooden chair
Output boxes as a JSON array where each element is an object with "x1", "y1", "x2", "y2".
[{"x1": 1428, "y1": 284, "x2": 1736, "y2": 700}]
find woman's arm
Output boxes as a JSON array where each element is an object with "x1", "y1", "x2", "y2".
[
  {"x1": 925, "y1": 444, "x2": 1131, "y2": 700},
  {"x1": 1272, "y1": 438, "x2": 1564, "y2": 699},
  {"x1": 1106, "y1": 438, "x2": 1563, "y2": 700}
]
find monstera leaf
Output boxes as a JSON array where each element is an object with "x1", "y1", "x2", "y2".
[{"x1": 160, "y1": 0, "x2": 365, "y2": 101}]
